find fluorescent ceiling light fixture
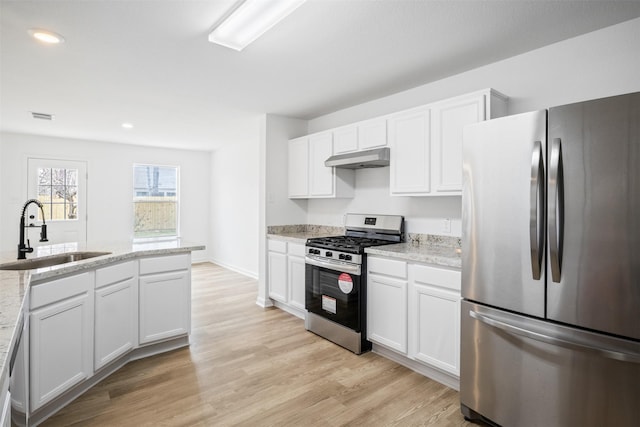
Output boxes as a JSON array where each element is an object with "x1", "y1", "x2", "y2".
[
  {"x1": 28, "y1": 29, "x2": 65, "y2": 44},
  {"x1": 121, "y1": 123, "x2": 134, "y2": 129},
  {"x1": 208, "y1": 0, "x2": 306, "y2": 51}
]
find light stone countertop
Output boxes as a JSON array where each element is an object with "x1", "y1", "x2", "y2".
[
  {"x1": 268, "y1": 226, "x2": 462, "y2": 269},
  {"x1": 365, "y1": 233, "x2": 462, "y2": 269},
  {"x1": 365, "y1": 242, "x2": 462, "y2": 269},
  {"x1": 0, "y1": 240, "x2": 205, "y2": 392},
  {"x1": 267, "y1": 224, "x2": 344, "y2": 244}
]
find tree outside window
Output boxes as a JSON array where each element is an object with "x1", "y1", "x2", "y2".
[
  {"x1": 133, "y1": 164, "x2": 179, "y2": 239},
  {"x1": 37, "y1": 168, "x2": 79, "y2": 220}
]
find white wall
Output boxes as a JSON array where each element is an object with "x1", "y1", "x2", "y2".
[
  {"x1": 0, "y1": 132, "x2": 210, "y2": 262},
  {"x1": 257, "y1": 114, "x2": 309, "y2": 306},
  {"x1": 263, "y1": 115, "x2": 309, "y2": 227},
  {"x1": 305, "y1": 18, "x2": 640, "y2": 236},
  {"x1": 209, "y1": 118, "x2": 261, "y2": 278}
]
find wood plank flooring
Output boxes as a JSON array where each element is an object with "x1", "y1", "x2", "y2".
[{"x1": 43, "y1": 262, "x2": 472, "y2": 426}]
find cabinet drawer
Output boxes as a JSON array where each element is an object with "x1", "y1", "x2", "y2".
[
  {"x1": 368, "y1": 256, "x2": 407, "y2": 279},
  {"x1": 139, "y1": 254, "x2": 190, "y2": 275},
  {"x1": 95, "y1": 261, "x2": 136, "y2": 289},
  {"x1": 288, "y1": 242, "x2": 306, "y2": 257},
  {"x1": 412, "y1": 264, "x2": 461, "y2": 291},
  {"x1": 31, "y1": 272, "x2": 92, "y2": 309},
  {"x1": 268, "y1": 239, "x2": 287, "y2": 254}
]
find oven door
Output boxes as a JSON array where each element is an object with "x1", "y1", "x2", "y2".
[{"x1": 305, "y1": 256, "x2": 362, "y2": 331}]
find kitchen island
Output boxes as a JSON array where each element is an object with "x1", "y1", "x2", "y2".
[{"x1": 0, "y1": 240, "x2": 204, "y2": 426}]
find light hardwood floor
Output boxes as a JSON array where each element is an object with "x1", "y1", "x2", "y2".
[{"x1": 43, "y1": 262, "x2": 472, "y2": 426}]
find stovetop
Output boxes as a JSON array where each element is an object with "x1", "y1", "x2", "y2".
[{"x1": 306, "y1": 235, "x2": 395, "y2": 253}]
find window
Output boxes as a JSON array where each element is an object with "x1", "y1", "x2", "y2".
[
  {"x1": 133, "y1": 164, "x2": 179, "y2": 239},
  {"x1": 37, "y1": 167, "x2": 79, "y2": 220}
]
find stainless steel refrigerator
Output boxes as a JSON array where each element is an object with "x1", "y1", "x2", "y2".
[{"x1": 460, "y1": 92, "x2": 640, "y2": 426}]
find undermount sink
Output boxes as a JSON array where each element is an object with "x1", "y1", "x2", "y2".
[{"x1": 0, "y1": 251, "x2": 112, "y2": 271}]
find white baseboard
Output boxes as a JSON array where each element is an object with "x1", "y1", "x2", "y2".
[
  {"x1": 208, "y1": 257, "x2": 258, "y2": 279},
  {"x1": 272, "y1": 301, "x2": 306, "y2": 320},
  {"x1": 255, "y1": 296, "x2": 274, "y2": 308},
  {"x1": 372, "y1": 344, "x2": 460, "y2": 391}
]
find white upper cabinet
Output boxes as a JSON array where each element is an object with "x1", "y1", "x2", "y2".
[
  {"x1": 288, "y1": 136, "x2": 309, "y2": 198},
  {"x1": 430, "y1": 89, "x2": 507, "y2": 195},
  {"x1": 288, "y1": 132, "x2": 354, "y2": 199},
  {"x1": 333, "y1": 126, "x2": 358, "y2": 154},
  {"x1": 333, "y1": 118, "x2": 387, "y2": 155},
  {"x1": 359, "y1": 118, "x2": 387, "y2": 150},
  {"x1": 389, "y1": 107, "x2": 431, "y2": 195},
  {"x1": 391, "y1": 88, "x2": 507, "y2": 196},
  {"x1": 308, "y1": 132, "x2": 335, "y2": 197},
  {"x1": 288, "y1": 88, "x2": 506, "y2": 198}
]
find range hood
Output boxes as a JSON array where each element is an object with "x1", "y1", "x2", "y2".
[{"x1": 324, "y1": 147, "x2": 390, "y2": 169}]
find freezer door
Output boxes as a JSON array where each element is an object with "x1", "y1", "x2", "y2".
[
  {"x1": 460, "y1": 301, "x2": 640, "y2": 427},
  {"x1": 547, "y1": 92, "x2": 640, "y2": 340},
  {"x1": 462, "y1": 111, "x2": 546, "y2": 317}
]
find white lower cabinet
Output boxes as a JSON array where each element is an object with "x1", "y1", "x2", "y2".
[
  {"x1": 367, "y1": 256, "x2": 461, "y2": 381},
  {"x1": 268, "y1": 239, "x2": 288, "y2": 303},
  {"x1": 287, "y1": 244, "x2": 306, "y2": 311},
  {"x1": 268, "y1": 238, "x2": 307, "y2": 318},
  {"x1": 139, "y1": 254, "x2": 191, "y2": 345},
  {"x1": 367, "y1": 257, "x2": 408, "y2": 353},
  {"x1": 30, "y1": 272, "x2": 94, "y2": 411},
  {"x1": 94, "y1": 261, "x2": 138, "y2": 370},
  {"x1": 409, "y1": 264, "x2": 461, "y2": 376}
]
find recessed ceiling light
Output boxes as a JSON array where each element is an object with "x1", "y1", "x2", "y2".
[
  {"x1": 122, "y1": 123, "x2": 134, "y2": 129},
  {"x1": 28, "y1": 28, "x2": 65, "y2": 44}
]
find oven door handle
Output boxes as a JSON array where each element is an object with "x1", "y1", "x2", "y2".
[{"x1": 305, "y1": 255, "x2": 361, "y2": 275}]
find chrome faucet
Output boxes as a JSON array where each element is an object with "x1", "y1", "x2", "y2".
[{"x1": 18, "y1": 199, "x2": 49, "y2": 260}]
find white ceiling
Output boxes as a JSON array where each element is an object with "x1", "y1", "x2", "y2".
[{"x1": 2, "y1": 0, "x2": 640, "y2": 151}]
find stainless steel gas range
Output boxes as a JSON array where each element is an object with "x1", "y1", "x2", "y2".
[{"x1": 305, "y1": 214, "x2": 404, "y2": 354}]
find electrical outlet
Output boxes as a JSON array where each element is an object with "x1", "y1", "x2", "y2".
[{"x1": 443, "y1": 218, "x2": 451, "y2": 234}]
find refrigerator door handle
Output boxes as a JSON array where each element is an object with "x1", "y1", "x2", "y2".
[
  {"x1": 469, "y1": 310, "x2": 640, "y2": 363},
  {"x1": 549, "y1": 138, "x2": 565, "y2": 282},
  {"x1": 530, "y1": 140, "x2": 545, "y2": 280}
]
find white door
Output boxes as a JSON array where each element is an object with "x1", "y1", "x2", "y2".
[{"x1": 27, "y1": 158, "x2": 88, "y2": 248}]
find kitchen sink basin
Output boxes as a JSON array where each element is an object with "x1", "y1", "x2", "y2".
[{"x1": 0, "y1": 251, "x2": 112, "y2": 271}]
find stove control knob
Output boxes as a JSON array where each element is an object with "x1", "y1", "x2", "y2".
[
  {"x1": 338, "y1": 254, "x2": 346, "y2": 260},
  {"x1": 325, "y1": 251, "x2": 333, "y2": 257},
  {"x1": 344, "y1": 255, "x2": 352, "y2": 261},
  {"x1": 313, "y1": 249, "x2": 321, "y2": 255}
]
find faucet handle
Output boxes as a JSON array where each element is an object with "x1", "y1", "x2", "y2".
[{"x1": 40, "y1": 224, "x2": 49, "y2": 242}]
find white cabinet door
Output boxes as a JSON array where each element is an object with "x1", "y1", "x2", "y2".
[
  {"x1": 308, "y1": 132, "x2": 334, "y2": 197},
  {"x1": 431, "y1": 94, "x2": 485, "y2": 194},
  {"x1": 367, "y1": 274, "x2": 408, "y2": 353},
  {"x1": 139, "y1": 270, "x2": 190, "y2": 344},
  {"x1": 359, "y1": 118, "x2": 387, "y2": 149},
  {"x1": 288, "y1": 136, "x2": 309, "y2": 198},
  {"x1": 30, "y1": 292, "x2": 93, "y2": 411},
  {"x1": 389, "y1": 108, "x2": 431, "y2": 195},
  {"x1": 268, "y1": 251, "x2": 288, "y2": 303},
  {"x1": 94, "y1": 277, "x2": 137, "y2": 370},
  {"x1": 333, "y1": 126, "x2": 358, "y2": 154},
  {"x1": 287, "y1": 254, "x2": 306, "y2": 311},
  {"x1": 409, "y1": 264, "x2": 461, "y2": 376},
  {"x1": 410, "y1": 283, "x2": 461, "y2": 375}
]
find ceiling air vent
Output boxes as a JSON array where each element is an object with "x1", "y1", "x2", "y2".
[{"x1": 31, "y1": 112, "x2": 54, "y2": 120}]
